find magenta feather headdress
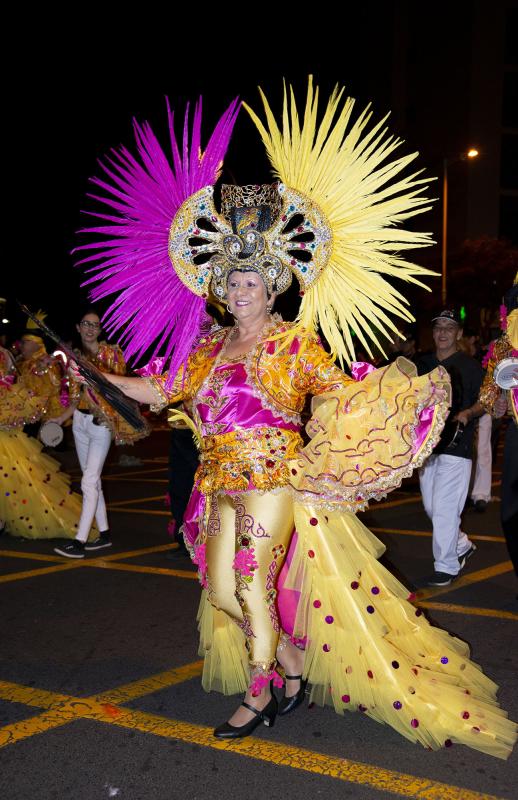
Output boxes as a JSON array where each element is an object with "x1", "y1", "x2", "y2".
[{"x1": 74, "y1": 97, "x2": 240, "y2": 379}]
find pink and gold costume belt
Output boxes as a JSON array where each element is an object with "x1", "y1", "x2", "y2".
[{"x1": 196, "y1": 426, "x2": 303, "y2": 495}]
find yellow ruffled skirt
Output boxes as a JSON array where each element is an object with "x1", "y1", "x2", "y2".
[{"x1": 0, "y1": 429, "x2": 97, "y2": 540}]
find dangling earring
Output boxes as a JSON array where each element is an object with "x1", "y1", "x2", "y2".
[
  {"x1": 226, "y1": 304, "x2": 233, "y2": 315},
  {"x1": 266, "y1": 305, "x2": 272, "y2": 314}
]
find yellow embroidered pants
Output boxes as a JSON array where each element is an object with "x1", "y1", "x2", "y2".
[{"x1": 205, "y1": 489, "x2": 294, "y2": 669}]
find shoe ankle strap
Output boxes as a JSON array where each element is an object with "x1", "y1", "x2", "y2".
[
  {"x1": 241, "y1": 701, "x2": 262, "y2": 717},
  {"x1": 285, "y1": 674, "x2": 302, "y2": 680}
]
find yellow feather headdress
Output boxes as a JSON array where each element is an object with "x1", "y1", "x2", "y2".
[
  {"x1": 243, "y1": 77, "x2": 437, "y2": 363},
  {"x1": 168, "y1": 78, "x2": 437, "y2": 363}
]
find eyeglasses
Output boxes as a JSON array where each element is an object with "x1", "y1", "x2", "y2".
[{"x1": 79, "y1": 321, "x2": 101, "y2": 330}]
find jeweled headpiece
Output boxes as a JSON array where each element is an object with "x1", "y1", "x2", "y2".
[{"x1": 169, "y1": 178, "x2": 334, "y2": 303}]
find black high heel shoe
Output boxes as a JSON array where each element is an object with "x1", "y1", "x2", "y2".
[
  {"x1": 213, "y1": 695, "x2": 277, "y2": 739},
  {"x1": 278, "y1": 674, "x2": 308, "y2": 716}
]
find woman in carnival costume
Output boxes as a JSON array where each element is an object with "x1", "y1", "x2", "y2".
[
  {"x1": 0, "y1": 345, "x2": 98, "y2": 541},
  {"x1": 17, "y1": 310, "x2": 70, "y2": 427},
  {"x1": 73, "y1": 81, "x2": 516, "y2": 757},
  {"x1": 50, "y1": 309, "x2": 150, "y2": 559}
]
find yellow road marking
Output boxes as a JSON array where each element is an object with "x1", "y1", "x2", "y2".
[
  {"x1": 93, "y1": 544, "x2": 177, "y2": 561},
  {"x1": 89, "y1": 713, "x2": 504, "y2": 800},
  {"x1": 84, "y1": 561, "x2": 197, "y2": 580},
  {"x1": 0, "y1": 544, "x2": 183, "y2": 585},
  {"x1": 97, "y1": 660, "x2": 204, "y2": 704},
  {"x1": 0, "y1": 707, "x2": 77, "y2": 747},
  {"x1": 0, "y1": 562, "x2": 82, "y2": 584},
  {"x1": 0, "y1": 661, "x2": 203, "y2": 746},
  {"x1": 107, "y1": 495, "x2": 167, "y2": 508},
  {"x1": 417, "y1": 601, "x2": 518, "y2": 621},
  {"x1": 370, "y1": 496, "x2": 421, "y2": 510},
  {"x1": 0, "y1": 550, "x2": 65, "y2": 563},
  {"x1": 0, "y1": 679, "x2": 503, "y2": 800},
  {"x1": 417, "y1": 562, "x2": 513, "y2": 600},
  {"x1": 371, "y1": 527, "x2": 506, "y2": 543},
  {"x1": 371, "y1": 481, "x2": 501, "y2": 511},
  {"x1": 0, "y1": 681, "x2": 70, "y2": 708}
]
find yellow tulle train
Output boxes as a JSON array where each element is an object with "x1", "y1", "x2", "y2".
[
  {"x1": 0, "y1": 430, "x2": 97, "y2": 540},
  {"x1": 197, "y1": 505, "x2": 517, "y2": 760}
]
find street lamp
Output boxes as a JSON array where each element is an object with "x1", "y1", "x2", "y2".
[{"x1": 441, "y1": 148, "x2": 480, "y2": 305}]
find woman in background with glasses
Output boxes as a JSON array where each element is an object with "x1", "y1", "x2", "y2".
[{"x1": 52, "y1": 310, "x2": 148, "y2": 558}]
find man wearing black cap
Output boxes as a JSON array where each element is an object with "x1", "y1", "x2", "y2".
[{"x1": 417, "y1": 310, "x2": 484, "y2": 586}]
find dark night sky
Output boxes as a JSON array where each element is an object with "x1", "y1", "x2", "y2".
[{"x1": 5, "y1": 6, "x2": 511, "y2": 352}]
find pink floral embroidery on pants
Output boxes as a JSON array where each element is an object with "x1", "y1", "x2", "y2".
[{"x1": 233, "y1": 546, "x2": 259, "y2": 577}]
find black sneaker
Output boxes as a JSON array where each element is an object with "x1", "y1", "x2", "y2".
[
  {"x1": 85, "y1": 534, "x2": 112, "y2": 551},
  {"x1": 458, "y1": 543, "x2": 477, "y2": 570},
  {"x1": 54, "y1": 540, "x2": 85, "y2": 559},
  {"x1": 474, "y1": 500, "x2": 487, "y2": 513},
  {"x1": 427, "y1": 571, "x2": 457, "y2": 587}
]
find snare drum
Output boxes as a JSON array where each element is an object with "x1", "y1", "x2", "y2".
[
  {"x1": 494, "y1": 357, "x2": 518, "y2": 390},
  {"x1": 444, "y1": 421, "x2": 465, "y2": 451},
  {"x1": 38, "y1": 421, "x2": 64, "y2": 447}
]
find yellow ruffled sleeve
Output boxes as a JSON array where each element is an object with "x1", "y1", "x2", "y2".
[
  {"x1": 289, "y1": 357, "x2": 451, "y2": 511},
  {"x1": 296, "y1": 335, "x2": 353, "y2": 395}
]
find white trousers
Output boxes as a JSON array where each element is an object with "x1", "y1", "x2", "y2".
[
  {"x1": 419, "y1": 454, "x2": 473, "y2": 575},
  {"x1": 72, "y1": 410, "x2": 112, "y2": 542},
  {"x1": 471, "y1": 413, "x2": 492, "y2": 502}
]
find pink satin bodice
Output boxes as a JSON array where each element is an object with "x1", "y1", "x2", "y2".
[{"x1": 196, "y1": 362, "x2": 300, "y2": 436}]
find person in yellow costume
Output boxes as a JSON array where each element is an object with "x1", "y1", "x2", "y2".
[
  {"x1": 479, "y1": 277, "x2": 518, "y2": 576},
  {"x1": 17, "y1": 310, "x2": 69, "y2": 424},
  {"x1": 0, "y1": 344, "x2": 98, "y2": 541},
  {"x1": 72, "y1": 80, "x2": 517, "y2": 758}
]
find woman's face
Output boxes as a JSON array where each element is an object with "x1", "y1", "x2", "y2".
[
  {"x1": 226, "y1": 271, "x2": 270, "y2": 325},
  {"x1": 76, "y1": 313, "x2": 101, "y2": 347}
]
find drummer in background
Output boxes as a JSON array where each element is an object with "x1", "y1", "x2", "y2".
[
  {"x1": 49, "y1": 309, "x2": 149, "y2": 559},
  {"x1": 18, "y1": 310, "x2": 69, "y2": 435},
  {"x1": 416, "y1": 310, "x2": 484, "y2": 586},
  {"x1": 479, "y1": 278, "x2": 518, "y2": 578}
]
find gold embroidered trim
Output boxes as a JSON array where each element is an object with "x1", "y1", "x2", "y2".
[
  {"x1": 196, "y1": 426, "x2": 303, "y2": 495},
  {"x1": 147, "y1": 376, "x2": 171, "y2": 413}
]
